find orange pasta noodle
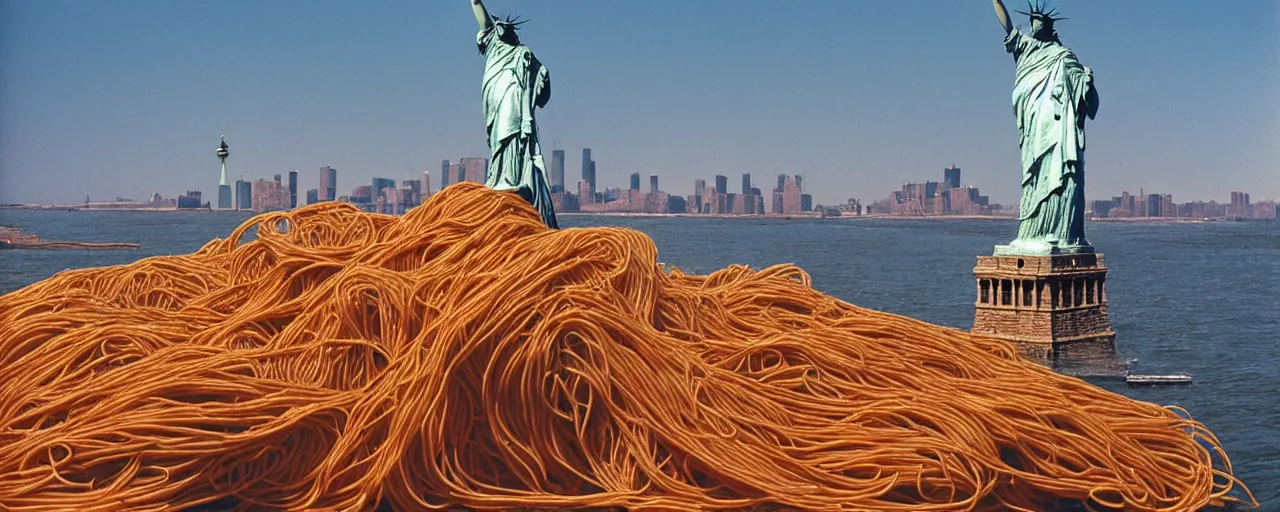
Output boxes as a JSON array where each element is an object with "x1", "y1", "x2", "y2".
[{"x1": 0, "y1": 182, "x2": 1255, "y2": 511}]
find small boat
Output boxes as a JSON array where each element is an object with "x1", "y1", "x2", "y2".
[{"x1": 1125, "y1": 374, "x2": 1193, "y2": 386}]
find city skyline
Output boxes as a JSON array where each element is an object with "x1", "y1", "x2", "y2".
[
  {"x1": 13, "y1": 144, "x2": 1276, "y2": 217},
  {"x1": 1, "y1": 1, "x2": 1278, "y2": 205},
  {"x1": 221, "y1": 152, "x2": 1280, "y2": 214},
  {"x1": 50, "y1": 150, "x2": 1270, "y2": 221},
  {"x1": 11, "y1": 152, "x2": 1275, "y2": 223},
  {"x1": 14, "y1": 133, "x2": 1280, "y2": 212}
]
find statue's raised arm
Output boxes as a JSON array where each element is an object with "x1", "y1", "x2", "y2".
[
  {"x1": 992, "y1": 0, "x2": 1013, "y2": 35},
  {"x1": 471, "y1": 0, "x2": 493, "y2": 32}
]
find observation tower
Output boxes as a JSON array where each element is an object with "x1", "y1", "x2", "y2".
[{"x1": 216, "y1": 135, "x2": 232, "y2": 210}]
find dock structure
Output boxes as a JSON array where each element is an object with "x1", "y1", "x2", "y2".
[
  {"x1": 1, "y1": 226, "x2": 138, "y2": 250},
  {"x1": 971, "y1": 252, "x2": 1116, "y2": 363},
  {"x1": 1, "y1": 226, "x2": 40, "y2": 246}
]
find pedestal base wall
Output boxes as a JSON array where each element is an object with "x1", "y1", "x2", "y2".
[{"x1": 971, "y1": 252, "x2": 1116, "y2": 360}]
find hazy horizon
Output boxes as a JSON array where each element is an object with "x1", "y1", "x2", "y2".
[{"x1": 2, "y1": 0, "x2": 1278, "y2": 206}]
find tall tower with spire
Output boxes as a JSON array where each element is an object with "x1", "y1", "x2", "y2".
[{"x1": 216, "y1": 135, "x2": 232, "y2": 209}]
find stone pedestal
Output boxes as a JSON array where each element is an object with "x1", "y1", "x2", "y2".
[{"x1": 971, "y1": 252, "x2": 1116, "y2": 362}]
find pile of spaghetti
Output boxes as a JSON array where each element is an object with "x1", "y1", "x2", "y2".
[{"x1": 0, "y1": 183, "x2": 1254, "y2": 511}]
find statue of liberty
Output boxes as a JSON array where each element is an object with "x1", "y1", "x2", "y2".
[
  {"x1": 991, "y1": 0, "x2": 1099, "y2": 254},
  {"x1": 470, "y1": 0, "x2": 559, "y2": 229}
]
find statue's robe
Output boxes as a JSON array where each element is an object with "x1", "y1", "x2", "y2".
[
  {"x1": 478, "y1": 23, "x2": 559, "y2": 229},
  {"x1": 1005, "y1": 28, "x2": 1098, "y2": 247}
]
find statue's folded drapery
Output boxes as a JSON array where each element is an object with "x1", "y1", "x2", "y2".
[
  {"x1": 478, "y1": 24, "x2": 558, "y2": 229},
  {"x1": 1005, "y1": 29, "x2": 1098, "y2": 247}
]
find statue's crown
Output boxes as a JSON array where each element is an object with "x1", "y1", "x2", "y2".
[
  {"x1": 1012, "y1": 0, "x2": 1068, "y2": 23},
  {"x1": 490, "y1": 14, "x2": 528, "y2": 30}
]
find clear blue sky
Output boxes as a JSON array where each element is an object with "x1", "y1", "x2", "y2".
[{"x1": 2, "y1": 0, "x2": 1277, "y2": 206}]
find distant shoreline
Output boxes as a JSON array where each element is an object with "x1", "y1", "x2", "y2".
[
  {"x1": 0, "y1": 204, "x2": 185, "y2": 212},
  {"x1": 1, "y1": 204, "x2": 1269, "y2": 223}
]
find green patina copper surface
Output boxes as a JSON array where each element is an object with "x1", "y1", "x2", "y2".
[
  {"x1": 472, "y1": 0, "x2": 558, "y2": 229},
  {"x1": 992, "y1": 0, "x2": 1099, "y2": 256}
]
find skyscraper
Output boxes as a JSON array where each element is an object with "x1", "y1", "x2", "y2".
[
  {"x1": 372, "y1": 177, "x2": 397, "y2": 203},
  {"x1": 1147, "y1": 194, "x2": 1163, "y2": 217},
  {"x1": 218, "y1": 184, "x2": 232, "y2": 209},
  {"x1": 772, "y1": 174, "x2": 788, "y2": 214},
  {"x1": 216, "y1": 136, "x2": 232, "y2": 210},
  {"x1": 440, "y1": 159, "x2": 451, "y2": 189},
  {"x1": 235, "y1": 179, "x2": 252, "y2": 210},
  {"x1": 401, "y1": 179, "x2": 422, "y2": 208},
  {"x1": 694, "y1": 179, "x2": 706, "y2": 197},
  {"x1": 449, "y1": 161, "x2": 465, "y2": 185},
  {"x1": 581, "y1": 149, "x2": 595, "y2": 197},
  {"x1": 551, "y1": 150, "x2": 565, "y2": 192},
  {"x1": 252, "y1": 178, "x2": 288, "y2": 213},
  {"x1": 288, "y1": 170, "x2": 298, "y2": 209},
  {"x1": 944, "y1": 165, "x2": 961, "y2": 190},
  {"x1": 781, "y1": 176, "x2": 802, "y2": 214},
  {"x1": 319, "y1": 166, "x2": 337, "y2": 202},
  {"x1": 649, "y1": 174, "x2": 659, "y2": 194},
  {"x1": 741, "y1": 173, "x2": 751, "y2": 195},
  {"x1": 629, "y1": 172, "x2": 641, "y2": 191},
  {"x1": 459, "y1": 158, "x2": 489, "y2": 184},
  {"x1": 715, "y1": 175, "x2": 728, "y2": 195},
  {"x1": 588, "y1": 161, "x2": 597, "y2": 198}
]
